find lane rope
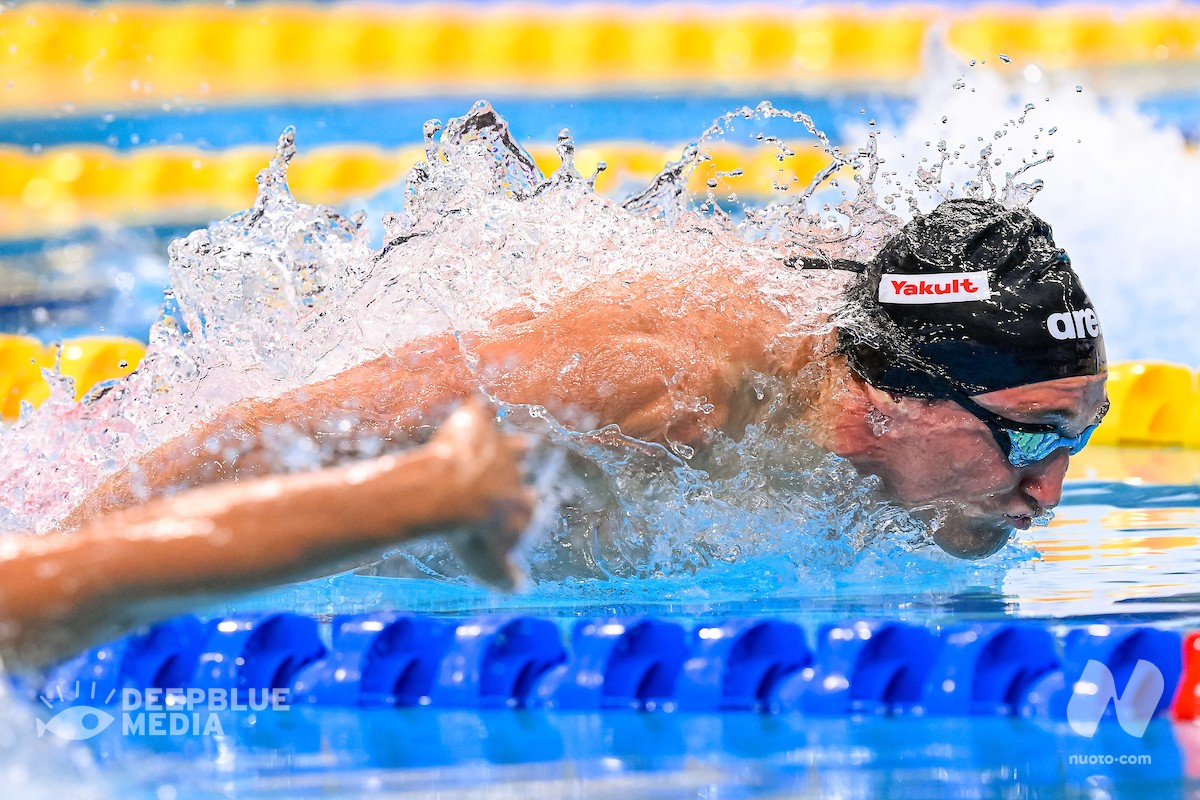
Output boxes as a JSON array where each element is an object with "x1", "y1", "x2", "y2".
[
  {"x1": 36, "y1": 611, "x2": 1199, "y2": 720},
  {"x1": 2, "y1": 5, "x2": 1199, "y2": 111}
]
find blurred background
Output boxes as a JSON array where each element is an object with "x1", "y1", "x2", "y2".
[{"x1": 0, "y1": 1, "x2": 1198, "y2": 441}]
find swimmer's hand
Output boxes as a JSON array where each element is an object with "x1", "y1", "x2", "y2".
[
  {"x1": 0, "y1": 401, "x2": 535, "y2": 670},
  {"x1": 425, "y1": 401, "x2": 534, "y2": 590}
]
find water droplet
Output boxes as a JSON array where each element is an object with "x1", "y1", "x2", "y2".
[{"x1": 999, "y1": 53, "x2": 1012, "y2": 63}]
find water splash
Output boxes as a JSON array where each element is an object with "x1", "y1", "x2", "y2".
[
  {"x1": 0, "y1": 99, "x2": 1024, "y2": 604},
  {"x1": 864, "y1": 46, "x2": 1200, "y2": 365}
]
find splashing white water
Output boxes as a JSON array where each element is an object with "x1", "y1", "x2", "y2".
[
  {"x1": 0, "y1": 98, "x2": 1039, "y2": 602},
  {"x1": 864, "y1": 48, "x2": 1200, "y2": 366}
]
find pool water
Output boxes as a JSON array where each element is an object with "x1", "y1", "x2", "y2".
[
  {"x1": 83, "y1": 708, "x2": 1200, "y2": 799},
  {"x1": 32, "y1": 445, "x2": 1183, "y2": 800}
]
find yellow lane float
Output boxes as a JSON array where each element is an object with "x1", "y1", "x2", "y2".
[
  {"x1": 0, "y1": 334, "x2": 144, "y2": 418},
  {"x1": 0, "y1": 142, "x2": 843, "y2": 239},
  {"x1": 2, "y1": 5, "x2": 1199, "y2": 111},
  {"x1": 1090, "y1": 362, "x2": 1200, "y2": 448}
]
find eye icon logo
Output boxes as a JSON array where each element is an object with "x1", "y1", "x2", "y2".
[{"x1": 36, "y1": 681, "x2": 118, "y2": 742}]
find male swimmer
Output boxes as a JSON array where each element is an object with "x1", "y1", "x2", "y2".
[
  {"x1": 0, "y1": 403, "x2": 532, "y2": 669},
  {"x1": 64, "y1": 198, "x2": 1107, "y2": 559}
]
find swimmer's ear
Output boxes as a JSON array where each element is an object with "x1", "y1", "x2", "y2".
[
  {"x1": 859, "y1": 381, "x2": 905, "y2": 416},
  {"x1": 858, "y1": 381, "x2": 932, "y2": 423}
]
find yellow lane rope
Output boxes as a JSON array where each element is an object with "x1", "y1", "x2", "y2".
[
  {"x1": 0, "y1": 333, "x2": 1197, "y2": 452},
  {"x1": 0, "y1": 141, "x2": 840, "y2": 238},
  {"x1": 0, "y1": 334, "x2": 144, "y2": 417},
  {"x1": 1, "y1": 5, "x2": 1198, "y2": 111}
]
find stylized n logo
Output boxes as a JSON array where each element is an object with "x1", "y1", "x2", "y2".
[{"x1": 1066, "y1": 659, "x2": 1165, "y2": 738}]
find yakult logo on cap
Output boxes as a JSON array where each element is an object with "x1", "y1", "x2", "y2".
[
  {"x1": 879, "y1": 271, "x2": 992, "y2": 304},
  {"x1": 1046, "y1": 308, "x2": 1101, "y2": 341}
]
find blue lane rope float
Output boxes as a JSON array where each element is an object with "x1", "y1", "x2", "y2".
[
  {"x1": 920, "y1": 624, "x2": 1059, "y2": 716},
  {"x1": 768, "y1": 620, "x2": 939, "y2": 716},
  {"x1": 290, "y1": 613, "x2": 456, "y2": 707},
  {"x1": 676, "y1": 619, "x2": 812, "y2": 713},
  {"x1": 34, "y1": 612, "x2": 1199, "y2": 721}
]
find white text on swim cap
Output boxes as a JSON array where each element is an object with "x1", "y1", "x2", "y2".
[
  {"x1": 1046, "y1": 308, "x2": 1101, "y2": 340},
  {"x1": 878, "y1": 271, "x2": 992, "y2": 304}
]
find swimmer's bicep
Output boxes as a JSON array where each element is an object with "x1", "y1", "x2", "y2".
[{"x1": 575, "y1": 335, "x2": 685, "y2": 437}]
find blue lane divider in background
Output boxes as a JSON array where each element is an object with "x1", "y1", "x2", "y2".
[
  {"x1": 676, "y1": 619, "x2": 811, "y2": 712},
  {"x1": 1021, "y1": 625, "x2": 1183, "y2": 721},
  {"x1": 769, "y1": 620, "x2": 939, "y2": 715},
  {"x1": 36, "y1": 613, "x2": 1189, "y2": 722},
  {"x1": 291, "y1": 613, "x2": 454, "y2": 707},
  {"x1": 430, "y1": 616, "x2": 566, "y2": 709},
  {"x1": 0, "y1": 95, "x2": 905, "y2": 152},
  {"x1": 5, "y1": 93, "x2": 1199, "y2": 154}
]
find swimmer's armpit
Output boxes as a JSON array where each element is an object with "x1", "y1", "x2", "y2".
[{"x1": 0, "y1": 402, "x2": 534, "y2": 671}]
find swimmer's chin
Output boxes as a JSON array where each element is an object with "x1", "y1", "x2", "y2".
[{"x1": 932, "y1": 515, "x2": 1015, "y2": 559}]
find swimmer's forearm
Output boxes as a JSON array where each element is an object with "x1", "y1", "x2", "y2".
[
  {"x1": 0, "y1": 446, "x2": 464, "y2": 667},
  {"x1": 62, "y1": 339, "x2": 478, "y2": 525},
  {"x1": 97, "y1": 447, "x2": 464, "y2": 589}
]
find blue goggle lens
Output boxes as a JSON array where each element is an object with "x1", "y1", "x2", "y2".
[{"x1": 1004, "y1": 424, "x2": 1098, "y2": 468}]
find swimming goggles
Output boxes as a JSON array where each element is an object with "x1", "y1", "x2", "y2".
[{"x1": 949, "y1": 394, "x2": 1109, "y2": 468}]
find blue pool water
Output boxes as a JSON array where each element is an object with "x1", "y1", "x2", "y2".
[{"x1": 75, "y1": 708, "x2": 1200, "y2": 799}]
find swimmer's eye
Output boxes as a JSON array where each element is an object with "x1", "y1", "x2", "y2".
[{"x1": 943, "y1": 391, "x2": 1103, "y2": 468}]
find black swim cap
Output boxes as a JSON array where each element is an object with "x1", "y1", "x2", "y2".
[{"x1": 838, "y1": 198, "x2": 1106, "y2": 397}]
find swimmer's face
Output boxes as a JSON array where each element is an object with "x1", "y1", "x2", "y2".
[{"x1": 866, "y1": 373, "x2": 1108, "y2": 557}]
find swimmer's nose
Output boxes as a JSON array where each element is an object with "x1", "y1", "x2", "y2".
[{"x1": 1019, "y1": 449, "x2": 1070, "y2": 511}]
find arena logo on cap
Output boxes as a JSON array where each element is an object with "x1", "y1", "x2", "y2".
[
  {"x1": 1046, "y1": 308, "x2": 1101, "y2": 340},
  {"x1": 878, "y1": 271, "x2": 992, "y2": 304}
]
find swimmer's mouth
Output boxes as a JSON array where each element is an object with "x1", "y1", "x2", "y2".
[{"x1": 1005, "y1": 513, "x2": 1033, "y2": 530}]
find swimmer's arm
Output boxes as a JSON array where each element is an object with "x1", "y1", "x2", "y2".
[
  {"x1": 0, "y1": 405, "x2": 532, "y2": 670},
  {"x1": 67, "y1": 276, "x2": 746, "y2": 522},
  {"x1": 62, "y1": 333, "x2": 477, "y2": 526}
]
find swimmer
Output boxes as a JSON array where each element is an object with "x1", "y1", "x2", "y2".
[
  {"x1": 66, "y1": 199, "x2": 1107, "y2": 559},
  {"x1": 0, "y1": 402, "x2": 533, "y2": 669}
]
